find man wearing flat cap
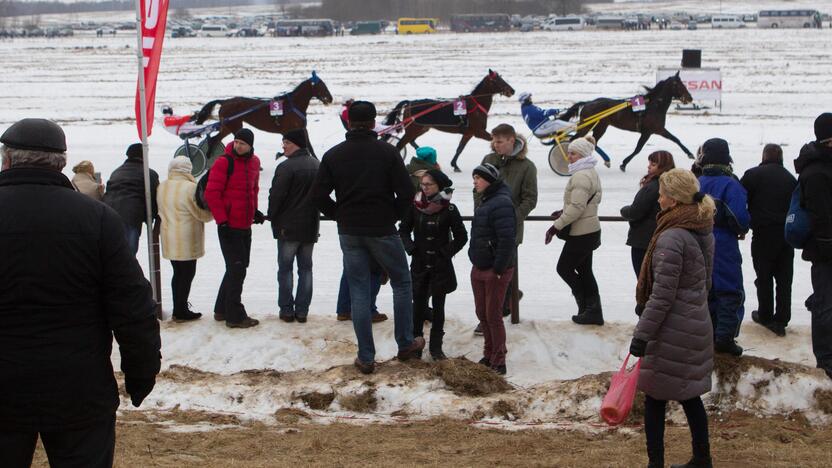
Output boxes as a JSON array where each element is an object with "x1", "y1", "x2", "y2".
[
  {"x1": 795, "y1": 112, "x2": 832, "y2": 381},
  {"x1": 0, "y1": 118, "x2": 161, "y2": 466},
  {"x1": 103, "y1": 142, "x2": 160, "y2": 254},
  {"x1": 268, "y1": 128, "x2": 320, "y2": 323},
  {"x1": 313, "y1": 100, "x2": 423, "y2": 374}
]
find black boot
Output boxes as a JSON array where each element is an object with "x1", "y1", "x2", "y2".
[
  {"x1": 671, "y1": 440, "x2": 712, "y2": 467},
  {"x1": 572, "y1": 292, "x2": 586, "y2": 316},
  {"x1": 429, "y1": 330, "x2": 446, "y2": 361},
  {"x1": 572, "y1": 294, "x2": 603, "y2": 325},
  {"x1": 714, "y1": 338, "x2": 743, "y2": 356}
]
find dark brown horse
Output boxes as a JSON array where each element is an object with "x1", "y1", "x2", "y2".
[
  {"x1": 383, "y1": 70, "x2": 515, "y2": 172},
  {"x1": 560, "y1": 72, "x2": 694, "y2": 172},
  {"x1": 194, "y1": 71, "x2": 333, "y2": 148}
]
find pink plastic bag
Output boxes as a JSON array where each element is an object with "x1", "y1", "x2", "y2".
[{"x1": 600, "y1": 354, "x2": 642, "y2": 426}]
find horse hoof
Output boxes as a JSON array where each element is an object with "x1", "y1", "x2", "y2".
[
  {"x1": 453, "y1": 166, "x2": 461, "y2": 173},
  {"x1": 604, "y1": 161, "x2": 611, "y2": 168},
  {"x1": 687, "y1": 154, "x2": 696, "y2": 160},
  {"x1": 619, "y1": 164, "x2": 627, "y2": 172}
]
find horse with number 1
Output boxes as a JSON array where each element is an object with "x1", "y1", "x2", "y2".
[
  {"x1": 559, "y1": 71, "x2": 695, "y2": 172},
  {"x1": 383, "y1": 70, "x2": 515, "y2": 172}
]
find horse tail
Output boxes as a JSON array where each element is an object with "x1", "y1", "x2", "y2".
[
  {"x1": 383, "y1": 100, "x2": 408, "y2": 126},
  {"x1": 194, "y1": 99, "x2": 224, "y2": 124},
  {"x1": 559, "y1": 102, "x2": 584, "y2": 121}
]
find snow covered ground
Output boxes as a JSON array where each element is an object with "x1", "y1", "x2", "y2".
[{"x1": 1, "y1": 22, "x2": 831, "y2": 425}]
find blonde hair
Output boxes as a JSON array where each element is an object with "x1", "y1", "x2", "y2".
[
  {"x1": 72, "y1": 160, "x2": 95, "y2": 175},
  {"x1": 659, "y1": 168, "x2": 715, "y2": 220}
]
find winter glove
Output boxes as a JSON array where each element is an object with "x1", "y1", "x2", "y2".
[
  {"x1": 125, "y1": 376, "x2": 156, "y2": 408},
  {"x1": 545, "y1": 225, "x2": 560, "y2": 245},
  {"x1": 629, "y1": 338, "x2": 647, "y2": 358},
  {"x1": 635, "y1": 303, "x2": 645, "y2": 317},
  {"x1": 253, "y1": 210, "x2": 266, "y2": 225}
]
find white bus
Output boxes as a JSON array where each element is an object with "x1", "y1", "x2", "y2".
[
  {"x1": 199, "y1": 24, "x2": 229, "y2": 37},
  {"x1": 758, "y1": 10, "x2": 822, "y2": 29},
  {"x1": 711, "y1": 15, "x2": 745, "y2": 29},
  {"x1": 542, "y1": 16, "x2": 585, "y2": 31}
]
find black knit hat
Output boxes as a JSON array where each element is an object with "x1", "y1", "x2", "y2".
[
  {"x1": 348, "y1": 100, "x2": 376, "y2": 123},
  {"x1": 283, "y1": 128, "x2": 308, "y2": 149},
  {"x1": 425, "y1": 169, "x2": 452, "y2": 190},
  {"x1": 472, "y1": 163, "x2": 500, "y2": 184},
  {"x1": 0, "y1": 118, "x2": 66, "y2": 152},
  {"x1": 815, "y1": 112, "x2": 832, "y2": 143},
  {"x1": 126, "y1": 143, "x2": 143, "y2": 159},
  {"x1": 701, "y1": 138, "x2": 732, "y2": 166},
  {"x1": 234, "y1": 128, "x2": 255, "y2": 147}
]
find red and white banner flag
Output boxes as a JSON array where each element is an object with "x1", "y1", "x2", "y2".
[{"x1": 135, "y1": 0, "x2": 169, "y2": 137}]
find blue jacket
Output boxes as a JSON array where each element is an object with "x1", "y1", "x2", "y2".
[
  {"x1": 699, "y1": 168, "x2": 750, "y2": 292},
  {"x1": 468, "y1": 181, "x2": 516, "y2": 274},
  {"x1": 521, "y1": 102, "x2": 559, "y2": 133}
]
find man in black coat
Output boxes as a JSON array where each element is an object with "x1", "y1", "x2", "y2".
[
  {"x1": 312, "y1": 100, "x2": 424, "y2": 374},
  {"x1": 268, "y1": 128, "x2": 320, "y2": 323},
  {"x1": 0, "y1": 119, "x2": 161, "y2": 467},
  {"x1": 741, "y1": 143, "x2": 797, "y2": 336},
  {"x1": 795, "y1": 112, "x2": 832, "y2": 380},
  {"x1": 103, "y1": 142, "x2": 160, "y2": 254}
]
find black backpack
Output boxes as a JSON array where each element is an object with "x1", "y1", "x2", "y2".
[{"x1": 195, "y1": 154, "x2": 234, "y2": 210}]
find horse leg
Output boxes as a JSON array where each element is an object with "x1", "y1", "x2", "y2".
[
  {"x1": 590, "y1": 123, "x2": 611, "y2": 167},
  {"x1": 656, "y1": 128, "x2": 694, "y2": 159},
  {"x1": 450, "y1": 133, "x2": 475, "y2": 173},
  {"x1": 619, "y1": 132, "x2": 652, "y2": 172}
]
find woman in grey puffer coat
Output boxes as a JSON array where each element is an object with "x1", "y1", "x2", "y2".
[{"x1": 629, "y1": 168, "x2": 716, "y2": 468}]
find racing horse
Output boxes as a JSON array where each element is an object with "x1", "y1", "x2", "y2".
[
  {"x1": 194, "y1": 71, "x2": 333, "y2": 150},
  {"x1": 383, "y1": 70, "x2": 515, "y2": 172},
  {"x1": 560, "y1": 72, "x2": 694, "y2": 172}
]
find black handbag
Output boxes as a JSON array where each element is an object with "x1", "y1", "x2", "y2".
[{"x1": 556, "y1": 192, "x2": 597, "y2": 240}]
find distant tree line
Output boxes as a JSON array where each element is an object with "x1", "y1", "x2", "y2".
[
  {"x1": 307, "y1": 0, "x2": 593, "y2": 21},
  {"x1": 0, "y1": 0, "x2": 308, "y2": 18}
]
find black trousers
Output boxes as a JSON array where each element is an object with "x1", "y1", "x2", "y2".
[
  {"x1": 557, "y1": 232, "x2": 600, "y2": 299},
  {"x1": 413, "y1": 281, "x2": 446, "y2": 351},
  {"x1": 631, "y1": 247, "x2": 647, "y2": 277},
  {"x1": 171, "y1": 260, "x2": 197, "y2": 315},
  {"x1": 807, "y1": 262, "x2": 832, "y2": 373},
  {"x1": 644, "y1": 395, "x2": 709, "y2": 465},
  {"x1": 0, "y1": 415, "x2": 115, "y2": 468},
  {"x1": 751, "y1": 226, "x2": 794, "y2": 325},
  {"x1": 214, "y1": 227, "x2": 252, "y2": 323}
]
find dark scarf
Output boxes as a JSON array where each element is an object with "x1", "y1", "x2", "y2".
[
  {"x1": 636, "y1": 203, "x2": 713, "y2": 306},
  {"x1": 414, "y1": 188, "x2": 452, "y2": 215}
]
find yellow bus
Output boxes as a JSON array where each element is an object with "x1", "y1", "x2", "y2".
[{"x1": 396, "y1": 18, "x2": 438, "y2": 34}]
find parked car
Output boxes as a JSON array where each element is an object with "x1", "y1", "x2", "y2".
[
  {"x1": 171, "y1": 27, "x2": 196, "y2": 38},
  {"x1": 350, "y1": 21, "x2": 383, "y2": 35},
  {"x1": 669, "y1": 21, "x2": 684, "y2": 30},
  {"x1": 687, "y1": 21, "x2": 698, "y2": 30},
  {"x1": 235, "y1": 27, "x2": 261, "y2": 37}
]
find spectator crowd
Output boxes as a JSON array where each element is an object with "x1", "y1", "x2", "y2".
[{"x1": 0, "y1": 107, "x2": 830, "y2": 468}]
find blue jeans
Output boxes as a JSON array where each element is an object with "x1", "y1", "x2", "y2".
[
  {"x1": 277, "y1": 240, "x2": 314, "y2": 318},
  {"x1": 709, "y1": 289, "x2": 745, "y2": 341},
  {"x1": 124, "y1": 223, "x2": 140, "y2": 255},
  {"x1": 336, "y1": 271, "x2": 381, "y2": 316},
  {"x1": 339, "y1": 234, "x2": 414, "y2": 363}
]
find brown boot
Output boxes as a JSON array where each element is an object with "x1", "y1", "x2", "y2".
[
  {"x1": 397, "y1": 336, "x2": 425, "y2": 361},
  {"x1": 226, "y1": 317, "x2": 260, "y2": 329}
]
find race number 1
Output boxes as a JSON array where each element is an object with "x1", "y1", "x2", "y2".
[
  {"x1": 270, "y1": 100, "x2": 284, "y2": 116},
  {"x1": 453, "y1": 98, "x2": 467, "y2": 116},
  {"x1": 630, "y1": 96, "x2": 646, "y2": 112}
]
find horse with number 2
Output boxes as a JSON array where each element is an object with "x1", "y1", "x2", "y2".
[{"x1": 383, "y1": 70, "x2": 515, "y2": 172}]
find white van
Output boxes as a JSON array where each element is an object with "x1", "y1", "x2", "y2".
[
  {"x1": 200, "y1": 24, "x2": 229, "y2": 37},
  {"x1": 543, "y1": 16, "x2": 585, "y2": 31},
  {"x1": 711, "y1": 15, "x2": 745, "y2": 29}
]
